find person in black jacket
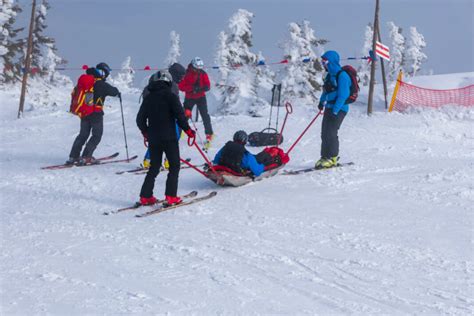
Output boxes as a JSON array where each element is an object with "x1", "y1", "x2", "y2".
[
  {"x1": 67, "y1": 63, "x2": 120, "y2": 165},
  {"x1": 136, "y1": 69, "x2": 195, "y2": 206}
]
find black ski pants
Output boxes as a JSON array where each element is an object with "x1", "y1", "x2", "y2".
[
  {"x1": 320, "y1": 110, "x2": 346, "y2": 158},
  {"x1": 184, "y1": 97, "x2": 213, "y2": 135},
  {"x1": 140, "y1": 140, "x2": 181, "y2": 198},
  {"x1": 69, "y1": 112, "x2": 103, "y2": 158}
]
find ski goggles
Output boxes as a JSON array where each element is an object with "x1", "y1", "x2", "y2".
[{"x1": 321, "y1": 58, "x2": 329, "y2": 67}]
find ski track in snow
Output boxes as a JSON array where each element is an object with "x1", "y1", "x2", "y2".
[{"x1": 1, "y1": 75, "x2": 473, "y2": 314}]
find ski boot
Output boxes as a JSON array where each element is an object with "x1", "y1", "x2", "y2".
[
  {"x1": 164, "y1": 195, "x2": 182, "y2": 206},
  {"x1": 163, "y1": 158, "x2": 170, "y2": 170},
  {"x1": 78, "y1": 156, "x2": 99, "y2": 166},
  {"x1": 203, "y1": 134, "x2": 214, "y2": 152},
  {"x1": 140, "y1": 196, "x2": 158, "y2": 206},
  {"x1": 316, "y1": 156, "x2": 339, "y2": 169},
  {"x1": 142, "y1": 158, "x2": 151, "y2": 169},
  {"x1": 65, "y1": 157, "x2": 80, "y2": 165}
]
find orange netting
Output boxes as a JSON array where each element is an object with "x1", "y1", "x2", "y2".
[{"x1": 390, "y1": 80, "x2": 474, "y2": 112}]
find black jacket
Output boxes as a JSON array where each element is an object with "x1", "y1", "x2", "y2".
[
  {"x1": 94, "y1": 78, "x2": 120, "y2": 109},
  {"x1": 136, "y1": 81, "x2": 190, "y2": 144}
]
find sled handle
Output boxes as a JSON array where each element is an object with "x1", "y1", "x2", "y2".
[
  {"x1": 285, "y1": 101, "x2": 293, "y2": 114},
  {"x1": 277, "y1": 101, "x2": 293, "y2": 148},
  {"x1": 187, "y1": 134, "x2": 196, "y2": 147}
]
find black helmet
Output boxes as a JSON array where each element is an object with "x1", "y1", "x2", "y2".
[
  {"x1": 168, "y1": 63, "x2": 186, "y2": 83},
  {"x1": 96, "y1": 62, "x2": 111, "y2": 78},
  {"x1": 233, "y1": 130, "x2": 248, "y2": 144}
]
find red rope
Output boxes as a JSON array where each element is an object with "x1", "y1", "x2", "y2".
[{"x1": 286, "y1": 110, "x2": 323, "y2": 155}]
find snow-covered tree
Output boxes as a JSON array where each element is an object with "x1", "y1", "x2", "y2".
[
  {"x1": 111, "y1": 56, "x2": 136, "y2": 93},
  {"x1": 404, "y1": 26, "x2": 427, "y2": 77},
  {"x1": 214, "y1": 31, "x2": 231, "y2": 87},
  {"x1": 0, "y1": 0, "x2": 24, "y2": 84},
  {"x1": 358, "y1": 23, "x2": 373, "y2": 86},
  {"x1": 279, "y1": 21, "x2": 326, "y2": 105},
  {"x1": 164, "y1": 30, "x2": 180, "y2": 67},
  {"x1": 214, "y1": 9, "x2": 258, "y2": 115},
  {"x1": 250, "y1": 51, "x2": 275, "y2": 116},
  {"x1": 387, "y1": 21, "x2": 405, "y2": 81},
  {"x1": 28, "y1": 0, "x2": 67, "y2": 84}
]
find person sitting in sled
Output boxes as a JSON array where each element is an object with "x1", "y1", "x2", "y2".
[
  {"x1": 212, "y1": 131, "x2": 289, "y2": 177},
  {"x1": 213, "y1": 131, "x2": 264, "y2": 177}
]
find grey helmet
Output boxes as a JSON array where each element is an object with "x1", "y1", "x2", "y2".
[{"x1": 151, "y1": 69, "x2": 172, "y2": 83}]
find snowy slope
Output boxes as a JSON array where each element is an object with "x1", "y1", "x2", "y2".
[{"x1": 1, "y1": 73, "x2": 473, "y2": 314}]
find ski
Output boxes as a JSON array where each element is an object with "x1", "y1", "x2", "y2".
[
  {"x1": 136, "y1": 191, "x2": 217, "y2": 218},
  {"x1": 116, "y1": 158, "x2": 193, "y2": 175},
  {"x1": 104, "y1": 191, "x2": 198, "y2": 215},
  {"x1": 282, "y1": 162, "x2": 355, "y2": 175},
  {"x1": 41, "y1": 152, "x2": 119, "y2": 170}
]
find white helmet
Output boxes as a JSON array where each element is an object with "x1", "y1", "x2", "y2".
[
  {"x1": 151, "y1": 69, "x2": 172, "y2": 83},
  {"x1": 191, "y1": 57, "x2": 204, "y2": 69}
]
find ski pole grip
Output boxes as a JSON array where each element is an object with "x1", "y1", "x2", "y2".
[{"x1": 285, "y1": 101, "x2": 293, "y2": 114}]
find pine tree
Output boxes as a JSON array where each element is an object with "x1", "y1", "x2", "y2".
[
  {"x1": 404, "y1": 26, "x2": 427, "y2": 77},
  {"x1": 110, "y1": 56, "x2": 136, "y2": 93},
  {"x1": 358, "y1": 23, "x2": 373, "y2": 86},
  {"x1": 29, "y1": 0, "x2": 67, "y2": 83},
  {"x1": 387, "y1": 21, "x2": 405, "y2": 81},
  {"x1": 214, "y1": 9, "x2": 258, "y2": 115},
  {"x1": 280, "y1": 21, "x2": 326, "y2": 105},
  {"x1": 0, "y1": 0, "x2": 24, "y2": 84},
  {"x1": 250, "y1": 51, "x2": 275, "y2": 116},
  {"x1": 164, "y1": 30, "x2": 180, "y2": 67}
]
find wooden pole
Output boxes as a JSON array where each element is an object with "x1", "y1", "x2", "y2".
[
  {"x1": 376, "y1": 23, "x2": 389, "y2": 109},
  {"x1": 367, "y1": 0, "x2": 380, "y2": 115},
  {"x1": 18, "y1": 0, "x2": 36, "y2": 119}
]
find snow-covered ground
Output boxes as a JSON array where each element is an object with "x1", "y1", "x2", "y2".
[{"x1": 1, "y1": 73, "x2": 473, "y2": 314}]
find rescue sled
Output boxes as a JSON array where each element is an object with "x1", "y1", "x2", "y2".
[{"x1": 205, "y1": 164, "x2": 284, "y2": 187}]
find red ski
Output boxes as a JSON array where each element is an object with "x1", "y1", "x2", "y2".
[{"x1": 103, "y1": 191, "x2": 198, "y2": 215}]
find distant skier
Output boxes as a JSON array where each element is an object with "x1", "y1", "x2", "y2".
[
  {"x1": 315, "y1": 51, "x2": 351, "y2": 169},
  {"x1": 142, "y1": 63, "x2": 186, "y2": 169},
  {"x1": 67, "y1": 62, "x2": 120, "y2": 165},
  {"x1": 178, "y1": 57, "x2": 214, "y2": 150},
  {"x1": 136, "y1": 69, "x2": 195, "y2": 206}
]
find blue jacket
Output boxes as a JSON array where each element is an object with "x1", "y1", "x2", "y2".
[
  {"x1": 213, "y1": 148, "x2": 265, "y2": 177},
  {"x1": 320, "y1": 51, "x2": 352, "y2": 115}
]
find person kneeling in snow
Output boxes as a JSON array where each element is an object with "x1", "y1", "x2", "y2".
[{"x1": 213, "y1": 131, "x2": 289, "y2": 177}]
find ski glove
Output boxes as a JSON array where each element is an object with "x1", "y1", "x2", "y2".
[
  {"x1": 184, "y1": 128, "x2": 196, "y2": 138},
  {"x1": 318, "y1": 101, "x2": 325, "y2": 111},
  {"x1": 142, "y1": 131, "x2": 148, "y2": 147}
]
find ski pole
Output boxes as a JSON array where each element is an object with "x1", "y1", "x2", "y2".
[
  {"x1": 190, "y1": 119, "x2": 209, "y2": 154},
  {"x1": 277, "y1": 101, "x2": 293, "y2": 147},
  {"x1": 286, "y1": 110, "x2": 323, "y2": 155},
  {"x1": 118, "y1": 95, "x2": 130, "y2": 161}
]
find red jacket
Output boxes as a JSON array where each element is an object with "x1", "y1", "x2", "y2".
[{"x1": 178, "y1": 66, "x2": 211, "y2": 99}]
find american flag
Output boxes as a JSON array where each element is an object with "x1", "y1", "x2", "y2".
[{"x1": 375, "y1": 41, "x2": 390, "y2": 61}]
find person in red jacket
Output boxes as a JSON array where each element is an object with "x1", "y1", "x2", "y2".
[{"x1": 178, "y1": 57, "x2": 214, "y2": 148}]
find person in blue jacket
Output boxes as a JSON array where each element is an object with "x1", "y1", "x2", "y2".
[
  {"x1": 316, "y1": 50, "x2": 351, "y2": 169},
  {"x1": 213, "y1": 130, "x2": 265, "y2": 177}
]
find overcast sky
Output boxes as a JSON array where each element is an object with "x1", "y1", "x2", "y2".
[{"x1": 17, "y1": 0, "x2": 474, "y2": 82}]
